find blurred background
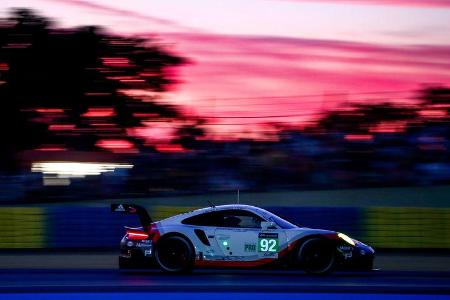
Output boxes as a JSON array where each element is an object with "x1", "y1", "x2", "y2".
[{"x1": 0, "y1": 1, "x2": 449, "y2": 254}]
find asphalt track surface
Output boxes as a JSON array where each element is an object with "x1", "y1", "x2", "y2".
[
  {"x1": 1, "y1": 268, "x2": 450, "y2": 295},
  {"x1": 1, "y1": 252, "x2": 450, "y2": 297}
]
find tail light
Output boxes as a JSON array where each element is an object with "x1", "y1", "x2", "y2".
[
  {"x1": 148, "y1": 223, "x2": 160, "y2": 242},
  {"x1": 126, "y1": 229, "x2": 149, "y2": 240}
]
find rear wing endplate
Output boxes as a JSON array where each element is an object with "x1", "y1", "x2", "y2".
[{"x1": 111, "y1": 204, "x2": 152, "y2": 229}]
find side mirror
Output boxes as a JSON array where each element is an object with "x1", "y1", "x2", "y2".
[{"x1": 261, "y1": 221, "x2": 276, "y2": 230}]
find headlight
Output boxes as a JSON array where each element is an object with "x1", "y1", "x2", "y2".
[{"x1": 338, "y1": 232, "x2": 355, "y2": 246}]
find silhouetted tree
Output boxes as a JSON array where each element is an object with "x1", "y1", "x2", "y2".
[
  {"x1": 0, "y1": 9, "x2": 186, "y2": 171},
  {"x1": 421, "y1": 86, "x2": 450, "y2": 106},
  {"x1": 175, "y1": 121, "x2": 206, "y2": 149},
  {"x1": 317, "y1": 102, "x2": 417, "y2": 134}
]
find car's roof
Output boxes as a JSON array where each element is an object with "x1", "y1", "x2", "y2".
[
  {"x1": 201, "y1": 204, "x2": 258, "y2": 211},
  {"x1": 159, "y1": 204, "x2": 267, "y2": 223},
  {"x1": 190, "y1": 204, "x2": 264, "y2": 215}
]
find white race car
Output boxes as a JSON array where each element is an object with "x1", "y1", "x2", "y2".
[{"x1": 112, "y1": 203, "x2": 375, "y2": 274}]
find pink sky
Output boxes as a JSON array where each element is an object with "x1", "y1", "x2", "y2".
[{"x1": 1, "y1": 0, "x2": 450, "y2": 139}]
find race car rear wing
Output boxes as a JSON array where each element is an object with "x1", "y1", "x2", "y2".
[{"x1": 111, "y1": 204, "x2": 152, "y2": 229}]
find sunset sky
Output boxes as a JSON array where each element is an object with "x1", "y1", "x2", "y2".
[{"x1": 1, "y1": 0, "x2": 450, "y2": 139}]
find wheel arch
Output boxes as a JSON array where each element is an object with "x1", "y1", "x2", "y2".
[
  {"x1": 294, "y1": 233, "x2": 338, "y2": 249},
  {"x1": 286, "y1": 233, "x2": 338, "y2": 262},
  {"x1": 157, "y1": 231, "x2": 196, "y2": 256}
]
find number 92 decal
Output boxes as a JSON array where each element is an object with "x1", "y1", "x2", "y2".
[{"x1": 258, "y1": 238, "x2": 278, "y2": 252}]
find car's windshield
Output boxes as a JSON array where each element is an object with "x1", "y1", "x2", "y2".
[{"x1": 253, "y1": 207, "x2": 298, "y2": 229}]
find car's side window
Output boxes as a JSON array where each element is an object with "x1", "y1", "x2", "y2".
[
  {"x1": 181, "y1": 211, "x2": 222, "y2": 226},
  {"x1": 182, "y1": 209, "x2": 263, "y2": 228},
  {"x1": 221, "y1": 210, "x2": 263, "y2": 229}
]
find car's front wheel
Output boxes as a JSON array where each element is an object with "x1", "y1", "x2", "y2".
[
  {"x1": 297, "y1": 237, "x2": 335, "y2": 274},
  {"x1": 155, "y1": 235, "x2": 194, "y2": 273}
]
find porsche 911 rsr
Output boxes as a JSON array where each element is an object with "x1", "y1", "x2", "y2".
[{"x1": 112, "y1": 203, "x2": 375, "y2": 274}]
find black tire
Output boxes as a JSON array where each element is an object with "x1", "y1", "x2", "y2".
[
  {"x1": 297, "y1": 237, "x2": 335, "y2": 275},
  {"x1": 155, "y1": 235, "x2": 194, "y2": 273}
]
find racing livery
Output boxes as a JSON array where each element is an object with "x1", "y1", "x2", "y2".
[{"x1": 112, "y1": 204, "x2": 375, "y2": 274}]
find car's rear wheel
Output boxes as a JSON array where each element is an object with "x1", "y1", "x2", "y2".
[
  {"x1": 155, "y1": 235, "x2": 194, "y2": 273},
  {"x1": 297, "y1": 237, "x2": 335, "y2": 274}
]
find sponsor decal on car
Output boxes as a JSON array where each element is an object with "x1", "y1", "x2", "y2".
[
  {"x1": 220, "y1": 256, "x2": 248, "y2": 261},
  {"x1": 244, "y1": 243, "x2": 256, "y2": 252},
  {"x1": 337, "y1": 245, "x2": 353, "y2": 259},
  {"x1": 258, "y1": 233, "x2": 278, "y2": 239},
  {"x1": 338, "y1": 245, "x2": 353, "y2": 251},
  {"x1": 136, "y1": 239, "x2": 151, "y2": 244},
  {"x1": 115, "y1": 204, "x2": 125, "y2": 212},
  {"x1": 343, "y1": 252, "x2": 352, "y2": 259}
]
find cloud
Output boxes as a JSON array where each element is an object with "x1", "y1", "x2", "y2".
[
  {"x1": 165, "y1": 32, "x2": 450, "y2": 82},
  {"x1": 156, "y1": 32, "x2": 450, "y2": 130},
  {"x1": 44, "y1": 0, "x2": 196, "y2": 31},
  {"x1": 281, "y1": 0, "x2": 450, "y2": 8}
]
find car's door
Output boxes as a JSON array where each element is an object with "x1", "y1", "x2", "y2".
[
  {"x1": 180, "y1": 211, "x2": 226, "y2": 259},
  {"x1": 214, "y1": 209, "x2": 286, "y2": 261}
]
